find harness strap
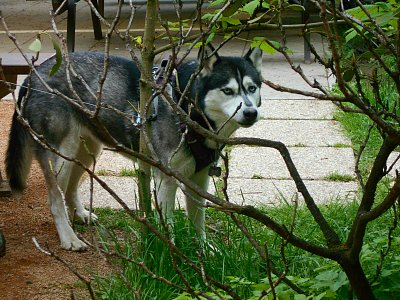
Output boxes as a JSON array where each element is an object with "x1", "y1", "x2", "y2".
[
  {"x1": 184, "y1": 126, "x2": 219, "y2": 173},
  {"x1": 180, "y1": 111, "x2": 222, "y2": 173}
]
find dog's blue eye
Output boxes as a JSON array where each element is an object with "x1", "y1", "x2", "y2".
[
  {"x1": 222, "y1": 88, "x2": 234, "y2": 95},
  {"x1": 248, "y1": 86, "x2": 257, "y2": 93}
]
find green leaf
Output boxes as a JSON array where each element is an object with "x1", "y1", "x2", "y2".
[
  {"x1": 202, "y1": 13, "x2": 214, "y2": 21},
  {"x1": 258, "y1": 40, "x2": 280, "y2": 54},
  {"x1": 286, "y1": 4, "x2": 305, "y2": 11},
  {"x1": 224, "y1": 32, "x2": 234, "y2": 39},
  {"x1": 294, "y1": 294, "x2": 308, "y2": 300},
  {"x1": 252, "y1": 37, "x2": 282, "y2": 51},
  {"x1": 208, "y1": 0, "x2": 225, "y2": 7},
  {"x1": 375, "y1": 14, "x2": 395, "y2": 27},
  {"x1": 220, "y1": 16, "x2": 242, "y2": 25},
  {"x1": 381, "y1": 269, "x2": 394, "y2": 277},
  {"x1": 315, "y1": 270, "x2": 338, "y2": 281},
  {"x1": 262, "y1": 1, "x2": 270, "y2": 9},
  {"x1": 173, "y1": 293, "x2": 193, "y2": 300},
  {"x1": 252, "y1": 283, "x2": 269, "y2": 291},
  {"x1": 193, "y1": 41, "x2": 203, "y2": 48},
  {"x1": 242, "y1": 0, "x2": 260, "y2": 16},
  {"x1": 344, "y1": 28, "x2": 358, "y2": 43},
  {"x1": 324, "y1": 289, "x2": 336, "y2": 298},
  {"x1": 252, "y1": 40, "x2": 273, "y2": 54},
  {"x1": 313, "y1": 292, "x2": 326, "y2": 300},
  {"x1": 133, "y1": 36, "x2": 143, "y2": 46},
  {"x1": 346, "y1": 4, "x2": 391, "y2": 21},
  {"x1": 330, "y1": 272, "x2": 348, "y2": 291},
  {"x1": 28, "y1": 38, "x2": 42, "y2": 52},
  {"x1": 375, "y1": 1, "x2": 391, "y2": 11},
  {"x1": 49, "y1": 38, "x2": 62, "y2": 76},
  {"x1": 206, "y1": 32, "x2": 216, "y2": 44}
]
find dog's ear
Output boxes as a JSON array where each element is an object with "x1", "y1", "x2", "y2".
[
  {"x1": 198, "y1": 44, "x2": 220, "y2": 76},
  {"x1": 245, "y1": 46, "x2": 263, "y2": 77}
]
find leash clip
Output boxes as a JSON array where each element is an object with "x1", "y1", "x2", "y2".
[
  {"x1": 208, "y1": 166, "x2": 222, "y2": 177},
  {"x1": 134, "y1": 113, "x2": 142, "y2": 125}
]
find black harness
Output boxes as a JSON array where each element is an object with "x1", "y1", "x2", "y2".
[
  {"x1": 152, "y1": 59, "x2": 222, "y2": 175},
  {"x1": 181, "y1": 111, "x2": 222, "y2": 174}
]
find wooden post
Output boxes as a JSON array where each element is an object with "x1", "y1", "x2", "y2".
[
  {"x1": 302, "y1": 0, "x2": 312, "y2": 64},
  {"x1": 0, "y1": 171, "x2": 11, "y2": 197},
  {"x1": 67, "y1": 0, "x2": 76, "y2": 52}
]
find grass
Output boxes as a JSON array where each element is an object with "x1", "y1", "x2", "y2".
[
  {"x1": 95, "y1": 168, "x2": 138, "y2": 177},
  {"x1": 91, "y1": 200, "x2": 400, "y2": 299},
  {"x1": 119, "y1": 167, "x2": 139, "y2": 177},
  {"x1": 95, "y1": 168, "x2": 111, "y2": 176},
  {"x1": 93, "y1": 208, "x2": 269, "y2": 299},
  {"x1": 334, "y1": 108, "x2": 383, "y2": 178},
  {"x1": 323, "y1": 172, "x2": 355, "y2": 182},
  {"x1": 332, "y1": 143, "x2": 350, "y2": 148},
  {"x1": 251, "y1": 174, "x2": 264, "y2": 179},
  {"x1": 333, "y1": 55, "x2": 399, "y2": 179},
  {"x1": 292, "y1": 143, "x2": 307, "y2": 147}
]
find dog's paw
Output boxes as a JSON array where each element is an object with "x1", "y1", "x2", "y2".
[
  {"x1": 74, "y1": 209, "x2": 98, "y2": 224},
  {"x1": 61, "y1": 236, "x2": 88, "y2": 252},
  {"x1": 206, "y1": 241, "x2": 220, "y2": 254}
]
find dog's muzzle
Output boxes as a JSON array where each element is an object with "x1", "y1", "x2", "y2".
[{"x1": 240, "y1": 107, "x2": 258, "y2": 126}]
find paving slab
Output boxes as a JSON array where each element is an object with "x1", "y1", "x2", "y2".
[
  {"x1": 229, "y1": 146, "x2": 355, "y2": 180},
  {"x1": 80, "y1": 175, "x2": 189, "y2": 209},
  {"x1": 236, "y1": 119, "x2": 352, "y2": 147},
  {"x1": 94, "y1": 150, "x2": 136, "y2": 173},
  {"x1": 260, "y1": 99, "x2": 336, "y2": 120},
  {"x1": 377, "y1": 152, "x2": 400, "y2": 179},
  {"x1": 217, "y1": 178, "x2": 358, "y2": 206},
  {"x1": 261, "y1": 61, "x2": 332, "y2": 100},
  {"x1": 80, "y1": 176, "x2": 139, "y2": 210}
]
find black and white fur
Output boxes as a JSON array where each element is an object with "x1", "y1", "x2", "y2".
[{"x1": 5, "y1": 47, "x2": 263, "y2": 251}]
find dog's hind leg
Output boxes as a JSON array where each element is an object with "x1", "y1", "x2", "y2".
[
  {"x1": 64, "y1": 136, "x2": 102, "y2": 224},
  {"x1": 37, "y1": 150, "x2": 88, "y2": 251},
  {"x1": 184, "y1": 168, "x2": 209, "y2": 241}
]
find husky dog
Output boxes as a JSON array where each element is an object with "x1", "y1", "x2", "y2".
[{"x1": 6, "y1": 47, "x2": 263, "y2": 251}]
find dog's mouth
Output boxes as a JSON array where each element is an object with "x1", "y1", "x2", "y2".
[{"x1": 237, "y1": 119, "x2": 258, "y2": 127}]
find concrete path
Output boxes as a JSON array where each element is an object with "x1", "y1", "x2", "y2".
[{"x1": 1, "y1": 0, "x2": 359, "y2": 210}]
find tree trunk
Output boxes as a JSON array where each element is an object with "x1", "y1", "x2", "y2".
[
  {"x1": 138, "y1": 0, "x2": 158, "y2": 223},
  {"x1": 340, "y1": 259, "x2": 375, "y2": 300}
]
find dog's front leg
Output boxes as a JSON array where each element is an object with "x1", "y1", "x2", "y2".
[
  {"x1": 154, "y1": 170, "x2": 178, "y2": 229},
  {"x1": 185, "y1": 168, "x2": 210, "y2": 241}
]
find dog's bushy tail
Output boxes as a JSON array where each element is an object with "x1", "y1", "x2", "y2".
[{"x1": 5, "y1": 88, "x2": 32, "y2": 196}]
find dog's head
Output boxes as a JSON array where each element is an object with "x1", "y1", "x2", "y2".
[{"x1": 196, "y1": 46, "x2": 263, "y2": 134}]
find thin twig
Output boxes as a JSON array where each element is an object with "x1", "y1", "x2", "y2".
[{"x1": 32, "y1": 238, "x2": 96, "y2": 300}]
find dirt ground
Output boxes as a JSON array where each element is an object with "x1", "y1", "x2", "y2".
[{"x1": 0, "y1": 101, "x2": 109, "y2": 299}]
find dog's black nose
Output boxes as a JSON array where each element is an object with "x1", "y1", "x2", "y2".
[{"x1": 243, "y1": 108, "x2": 258, "y2": 121}]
